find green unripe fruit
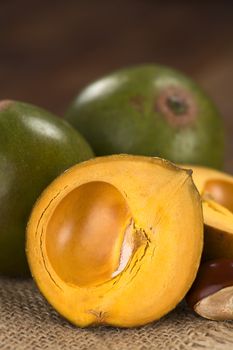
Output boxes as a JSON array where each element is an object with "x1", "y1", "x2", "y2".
[
  {"x1": 65, "y1": 64, "x2": 224, "y2": 169},
  {"x1": 0, "y1": 100, "x2": 94, "y2": 276}
]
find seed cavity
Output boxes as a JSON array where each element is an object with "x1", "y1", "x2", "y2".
[{"x1": 203, "y1": 179, "x2": 233, "y2": 213}]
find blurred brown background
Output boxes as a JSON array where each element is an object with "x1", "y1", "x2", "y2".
[{"x1": 1, "y1": 0, "x2": 233, "y2": 170}]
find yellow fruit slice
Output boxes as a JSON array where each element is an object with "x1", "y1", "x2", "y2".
[{"x1": 27, "y1": 155, "x2": 203, "y2": 327}]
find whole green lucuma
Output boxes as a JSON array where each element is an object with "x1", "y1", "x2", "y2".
[
  {"x1": 0, "y1": 100, "x2": 94, "y2": 276},
  {"x1": 65, "y1": 64, "x2": 225, "y2": 169}
]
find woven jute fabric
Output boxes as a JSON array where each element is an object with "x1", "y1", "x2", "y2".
[{"x1": 1, "y1": 278, "x2": 233, "y2": 350}]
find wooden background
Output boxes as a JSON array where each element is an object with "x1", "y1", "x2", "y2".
[{"x1": 1, "y1": 0, "x2": 233, "y2": 170}]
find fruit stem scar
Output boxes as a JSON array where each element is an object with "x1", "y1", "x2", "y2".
[
  {"x1": 87, "y1": 310, "x2": 107, "y2": 323},
  {"x1": 166, "y1": 95, "x2": 188, "y2": 115},
  {"x1": 156, "y1": 86, "x2": 197, "y2": 127}
]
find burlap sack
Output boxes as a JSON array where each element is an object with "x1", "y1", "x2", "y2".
[{"x1": 0, "y1": 278, "x2": 233, "y2": 350}]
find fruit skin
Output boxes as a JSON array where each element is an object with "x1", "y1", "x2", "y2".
[
  {"x1": 180, "y1": 165, "x2": 233, "y2": 260},
  {"x1": 65, "y1": 64, "x2": 224, "y2": 169},
  {"x1": 27, "y1": 155, "x2": 203, "y2": 328},
  {"x1": 186, "y1": 259, "x2": 233, "y2": 320},
  {"x1": 0, "y1": 100, "x2": 94, "y2": 277}
]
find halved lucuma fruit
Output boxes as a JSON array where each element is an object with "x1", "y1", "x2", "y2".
[
  {"x1": 26, "y1": 155, "x2": 203, "y2": 327},
  {"x1": 181, "y1": 166, "x2": 233, "y2": 260}
]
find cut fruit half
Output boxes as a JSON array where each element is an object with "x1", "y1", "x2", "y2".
[
  {"x1": 180, "y1": 165, "x2": 233, "y2": 260},
  {"x1": 26, "y1": 155, "x2": 203, "y2": 327}
]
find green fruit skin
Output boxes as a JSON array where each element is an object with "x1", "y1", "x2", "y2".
[
  {"x1": 65, "y1": 64, "x2": 225, "y2": 169},
  {"x1": 0, "y1": 101, "x2": 94, "y2": 277}
]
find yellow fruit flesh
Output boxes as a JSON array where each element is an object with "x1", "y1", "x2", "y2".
[
  {"x1": 203, "y1": 179, "x2": 233, "y2": 212},
  {"x1": 180, "y1": 165, "x2": 233, "y2": 259},
  {"x1": 27, "y1": 155, "x2": 203, "y2": 327}
]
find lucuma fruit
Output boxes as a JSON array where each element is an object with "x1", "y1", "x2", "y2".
[
  {"x1": 0, "y1": 100, "x2": 94, "y2": 276},
  {"x1": 27, "y1": 155, "x2": 203, "y2": 327},
  {"x1": 65, "y1": 64, "x2": 224, "y2": 169},
  {"x1": 182, "y1": 165, "x2": 233, "y2": 261}
]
